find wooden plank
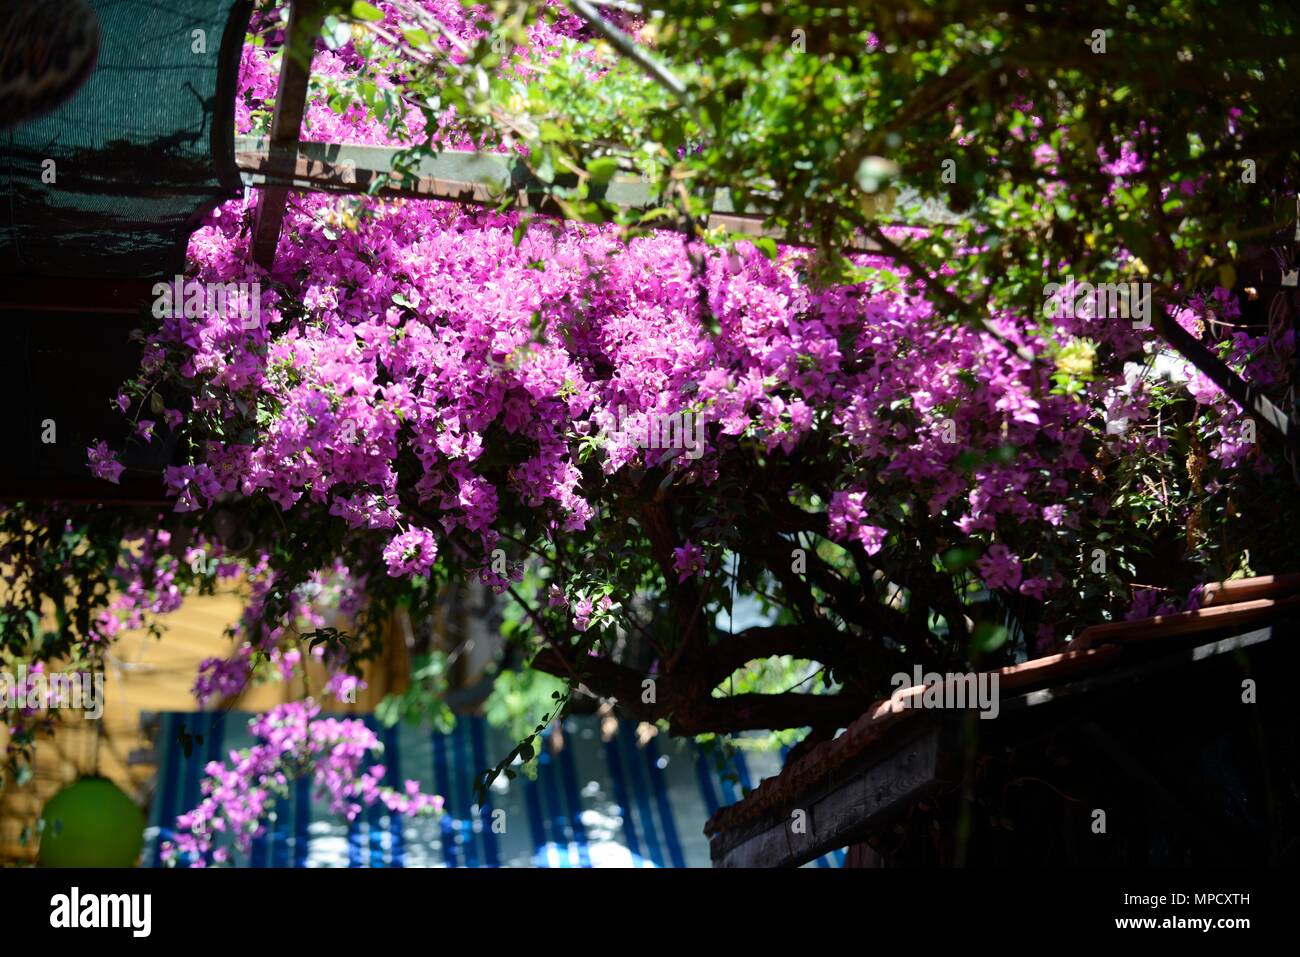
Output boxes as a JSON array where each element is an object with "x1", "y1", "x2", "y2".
[
  {"x1": 997, "y1": 645, "x2": 1122, "y2": 693},
  {"x1": 250, "y1": 0, "x2": 324, "y2": 269},
  {"x1": 1200, "y1": 573, "x2": 1300, "y2": 607},
  {"x1": 1073, "y1": 595, "x2": 1300, "y2": 650},
  {"x1": 1016, "y1": 623, "x2": 1283, "y2": 713},
  {"x1": 236, "y1": 137, "x2": 960, "y2": 222},
  {"x1": 710, "y1": 723, "x2": 943, "y2": 868}
]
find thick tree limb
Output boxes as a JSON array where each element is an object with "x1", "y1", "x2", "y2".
[
  {"x1": 700, "y1": 624, "x2": 860, "y2": 689},
  {"x1": 677, "y1": 691, "x2": 877, "y2": 736}
]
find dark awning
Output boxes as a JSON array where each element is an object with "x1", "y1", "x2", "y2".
[
  {"x1": 0, "y1": 2, "x2": 252, "y2": 501},
  {"x1": 1, "y1": 0, "x2": 252, "y2": 278}
]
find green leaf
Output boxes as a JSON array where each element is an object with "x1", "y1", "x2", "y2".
[
  {"x1": 512, "y1": 217, "x2": 533, "y2": 247},
  {"x1": 942, "y1": 546, "x2": 980, "y2": 573},
  {"x1": 402, "y1": 28, "x2": 431, "y2": 49},
  {"x1": 587, "y1": 156, "x2": 619, "y2": 185},
  {"x1": 534, "y1": 151, "x2": 556, "y2": 185},
  {"x1": 971, "y1": 621, "x2": 1009, "y2": 654},
  {"x1": 351, "y1": 2, "x2": 384, "y2": 22}
]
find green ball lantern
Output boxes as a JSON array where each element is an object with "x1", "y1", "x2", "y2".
[{"x1": 39, "y1": 776, "x2": 146, "y2": 868}]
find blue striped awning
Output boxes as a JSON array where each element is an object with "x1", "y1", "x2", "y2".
[{"x1": 144, "y1": 712, "x2": 845, "y2": 868}]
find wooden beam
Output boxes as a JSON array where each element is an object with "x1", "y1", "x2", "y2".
[
  {"x1": 234, "y1": 136, "x2": 931, "y2": 252},
  {"x1": 1200, "y1": 573, "x2": 1300, "y2": 607},
  {"x1": 1153, "y1": 308, "x2": 1300, "y2": 452},
  {"x1": 1072, "y1": 595, "x2": 1300, "y2": 650},
  {"x1": 708, "y1": 723, "x2": 944, "y2": 868},
  {"x1": 250, "y1": 0, "x2": 324, "y2": 270},
  {"x1": 236, "y1": 137, "x2": 959, "y2": 227},
  {"x1": 236, "y1": 137, "x2": 961, "y2": 243}
]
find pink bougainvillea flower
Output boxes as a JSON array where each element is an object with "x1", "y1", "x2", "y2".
[
  {"x1": 672, "y1": 541, "x2": 705, "y2": 582},
  {"x1": 977, "y1": 543, "x2": 1023, "y2": 591},
  {"x1": 827, "y1": 491, "x2": 888, "y2": 555},
  {"x1": 87, "y1": 441, "x2": 124, "y2": 484},
  {"x1": 382, "y1": 527, "x2": 438, "y2": 577},
  {"x1": 573, "y1": 595, "x2": 594, "y2": 632}
]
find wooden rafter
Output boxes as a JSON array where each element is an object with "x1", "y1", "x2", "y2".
[
  {"x1": 236, "y1": 136, "x2": 967, "y2": 251},
  {"x1": 1153, "y1": 309, "x2": 1300, "y2": 452}
]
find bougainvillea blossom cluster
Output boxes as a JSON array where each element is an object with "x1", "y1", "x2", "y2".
[{"x1": 160, "y1": 700, "x2": 442, "y2": 866}]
